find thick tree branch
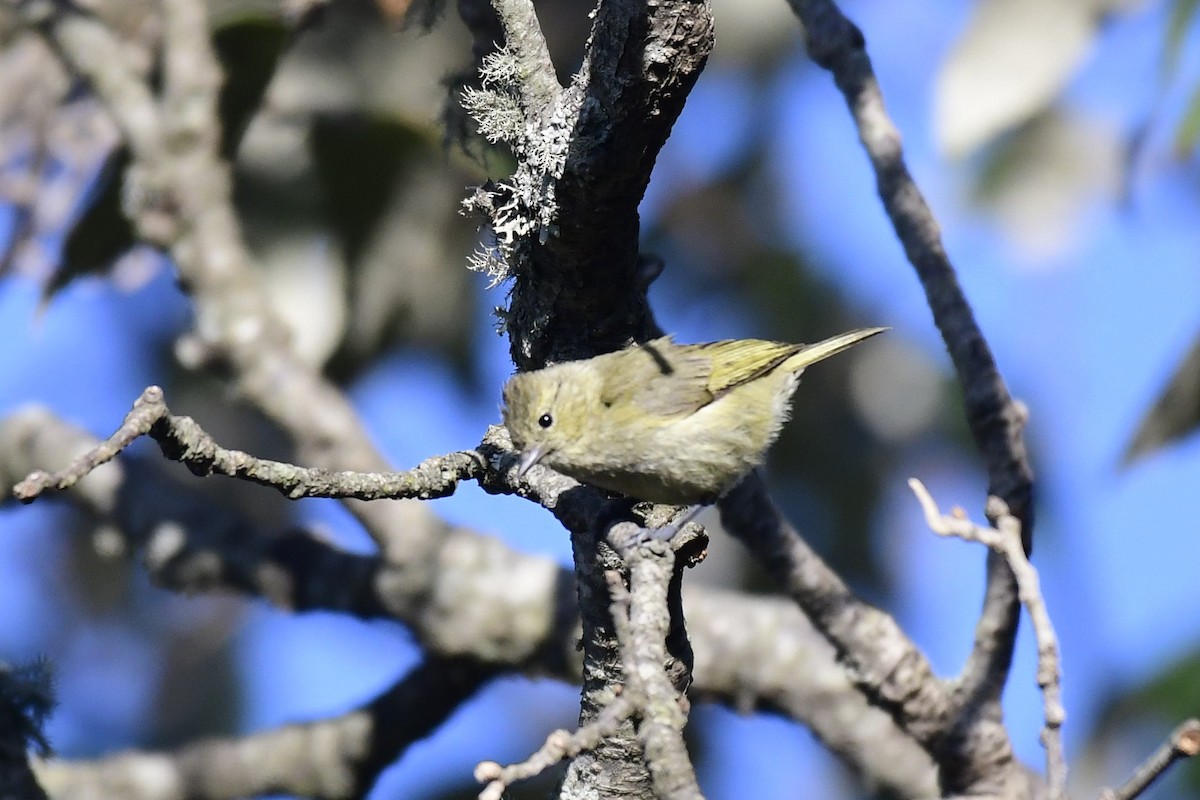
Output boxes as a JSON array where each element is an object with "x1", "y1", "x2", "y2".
[
  {"x1": 462, "y1": 3, "x2": 715, "y2": 795},
  {"x1": 464, "y1": 0, "x2": 713, "y2": 368}
]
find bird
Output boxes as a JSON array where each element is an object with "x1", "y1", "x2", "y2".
[{"x1": 501, "y1": 327, "x2": 886, "y2": 506}]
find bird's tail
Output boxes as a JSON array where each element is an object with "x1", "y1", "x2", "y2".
[{"x1": 783, "y1": 326, "x2": 888, "y2": 372}]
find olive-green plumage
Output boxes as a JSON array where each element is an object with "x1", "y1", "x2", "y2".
[{"x1": 501, "y1": 327, "x2": 886, "y2": 505}]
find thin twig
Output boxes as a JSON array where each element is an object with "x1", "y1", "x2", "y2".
[
  {"x1": 1100, "y1": 719, "x2": 1200, "y2": 800},
  {"x1": 13, "y1": 386, "x2": 486, "y2": 503},
  {"x1": 474, "y1": 696, "x2": 636, "y2": 800},
  {"x1": 909, "y1": 479, "x2": 1065, "y2": 800}
]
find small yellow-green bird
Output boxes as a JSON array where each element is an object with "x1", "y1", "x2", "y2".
[{"x1": 502, "y1": 327, "x2": 886, "y2": 505}]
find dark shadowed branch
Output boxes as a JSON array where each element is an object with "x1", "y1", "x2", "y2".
[
  {"x1": 718, "y1": 474, "x2": 951, "y2": 744},
  {"x1": 34, "y1": 657, "x2": 496, "y2": 800},
  {"x1": 783, "y1": 0, "x2": 1036, "y2": 795}
]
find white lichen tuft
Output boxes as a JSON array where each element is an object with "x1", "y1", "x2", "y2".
[
  {"x1": 461, "y1": 45, "x2": 581, "y2": 286},
  {"x1": 460, "y1": 87, "x2": 524, "y2": 145}
]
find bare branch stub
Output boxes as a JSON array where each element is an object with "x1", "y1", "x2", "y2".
[{"x1": 1100, "y1": 719, "x2": 1200, "y2": 800}]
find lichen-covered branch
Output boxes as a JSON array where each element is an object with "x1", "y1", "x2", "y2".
[
  {"x1": 462, "y1": 0, "x2": 713, "y2": 368},
  {"x1": 13, "y1": 386, "x2": 486, "y2": 504}
]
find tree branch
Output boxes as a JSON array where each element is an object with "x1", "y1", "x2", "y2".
[
  {"x1": 784, "y1": 0, "x2": 1036, "y2": 793},
  {"x1": 463, "y1": 0, "x2": 713, "y2": 368},
  {"x1": 13, "y1": 386, "x2": 486, "y2": 504},
  {"x1": 607, "y1": 524, "x2": 704, "y2": 800},
  {"x1": 2, "y1": 407, "x2": 937, "y2": 796},
  {"x1": 19, "y1": 0, "x2": 451, "y2": 567},
  {"x1": 911, "y1": 479, "x2": 1065, "y2": 800},
  {"x1": 718, "y1": 474, "x2": 951, "y2": 745},
  {"x1": 1100, "y1": 719, "x2": 1200, "y2": 800}
]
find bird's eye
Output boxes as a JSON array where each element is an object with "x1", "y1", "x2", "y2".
[{"x1": 538, "y1": 413, "x2": 553, "y2": 429}]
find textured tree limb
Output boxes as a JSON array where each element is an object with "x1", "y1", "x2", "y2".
[
  {"x1": 784, "y1": 0, "x2": 1036, "y2": 794},
  {"x1": 464, "y1": 0, "x2": 712, "y2": 368},
  {"x1": 475, "y1": 521, "x2": 707, "y2": 800},
  {"x1": 1100, "y1": 719, "x2": 1200, "y2": 800},
  {"x1": 558, "y1": 517, "x2": 663, "y2": 798},
  {"x1": 462, "y1": 2, "x2": 715, "y2": 796},
  {"x1": 718, "y1": 474, "x2": 951, "y2": 746},
  {"x1": 910, "y1": 479, "x2": 1063, "y2": 799},
  {"x1": 34, "y1": 656, "x2": 496, "y2": 800},
  {"x1": 607, "y1": 525, "x2": 705, "y2": 800},
  {"x1": 13, "y1": 386, "x2": 486, "y2": 504}
]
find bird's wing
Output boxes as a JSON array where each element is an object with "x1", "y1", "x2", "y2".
[
  {"x1": 599, "y1": 337, "x2": 717, "y2": 418},
  {"x1": 696, "y1": 339, "x2": 802, "y2": 397}
]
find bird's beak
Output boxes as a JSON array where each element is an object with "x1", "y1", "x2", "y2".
[{"x1": 516, "y1": 445, "x2": 546, "y2": 479}]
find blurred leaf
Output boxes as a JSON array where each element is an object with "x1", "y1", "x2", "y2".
[
  {"x1": 969, "y1": 110, "x2": 1119, "y2": 260},
  {"x1": 309, "y1": 113, "x2": 428, "y2": 268},
  {"x1": 51, "y1": 146, "x2": 136, "y2": 298},
  {"x1": 1111, "y1": 651, "x2": 1200, "y2": 719},
  {"x1": 1173, "y1": 79, "x2": 1200, "y2": 156},
  {"x1": 212, "y1": 16, "x2": 291, "y2": 159},
  {"x1": 1164, "y1": 0, "x2": 1200, "y2": 78},
  {"x1": 309, "y1": 113, "x2": 478, "y2": 384},
  {"x1": 935, "y1": 0, "x2": 1126, "y2": 158},
  {"x1": 52, "y1": 18, "x2": 289, "y2": 297},
  {"x1": 1124, "y1": 332, "x2": 1200, "y2": 463}
]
